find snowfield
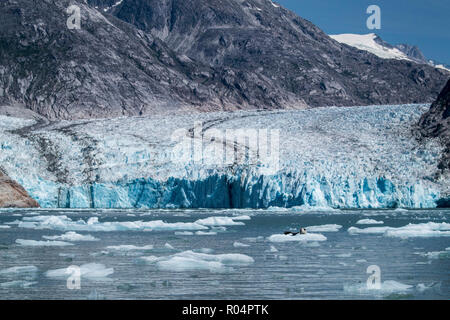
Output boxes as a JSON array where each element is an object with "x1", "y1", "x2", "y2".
[
  {"x1": 330, "y1": 33, "x2": 412, "y2": 61},
  {"x1": 0, "y1": 104, "x2": 446, "y2": 209}
]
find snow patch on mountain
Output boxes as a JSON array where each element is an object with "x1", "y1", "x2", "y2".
[{"x1": 329, "y1": 33, "x2": 412, "y2": 61}]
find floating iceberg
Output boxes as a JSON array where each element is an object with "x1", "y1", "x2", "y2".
[
  {"x1": 419, "y1": 248, "x2": 450, "y2": 259},
  {"x1": 18, "y1": 215, "x2": 208, "y2": 232},
  {"x1": 344, "y1": 280, "x2": 413, "y2": 295},
  {"x1": 105, "y1": 245, "x2": 154, "y2": 251},
  {"x1": 306, "y1": 224, "x2": 342, "y2": 232},
  {"x1": 0, "y1": 280, "x2": 38, "y2": 288},
  {"x1": 0, "y1": 266, "x2": 38, "y2": 279},
  {"x1": 348, "y1": 222, "x2": 450, "y2": 238},
  {"x1": 43, "y1": 232, "x2": 99, "y2": 241},
  {"x1": 267, "y1": 233, "x2": 327, "y2": 243},
  {"x1": 139, "y1": 250, "x2": 254, "y2": 273},
  {"x1": 45, "y1": 263, "x2": 113, "y2": 280},
  {"x1": 195, "y1": 216, "x2": 246, "y2": 226},
  {"x1": 233, "y1": 241, "x2": 250, "y2": 248},
  {"x1": 16, "y1": 239, "x2": 74, "y2": 246},
  {"x1": 356, "y1": 219, "x2": 384, "y2": 225}
]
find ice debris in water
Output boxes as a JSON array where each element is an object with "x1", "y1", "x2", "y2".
[
  {"x1": 18, "y1": 215, "x2": 208, "y2": 232},
  {"x1": 306, "y1": 224, "x2": 342, "y2": 232},
  {"x1": 45, "y1": 263, "x2": 113, "y2": 280},
  {"x1": 356, "y1": 219, "x2": 384, "y2": 225},
  {"x1": 43, "y1": 231, "x2": 99, "y2": 241},
  {"x1": 195, "y1": 231, "x2": 217, "y2": 235},
  {"x1": 344, "y1": 280, "x2": 413, "y2": 295},
  {"x1": 16, "y1": 239, "x2": 74, "y2": 246},
  {"x1": 105, "y1": 245, "x2": 154, "y2": 251},
  {"x1": 348, "y1": 222, "x2": 450, "y2": 238},
  {"x1": 267, "y1": 233, "x2": 327, "y2": 243},
  {"x1": 419, "y1": 248, "x2": 450, "y2": 259},
  {"x1": 194, "y1": 216, "x2": 246, "y2": 226},
  {"x1": 0, "y1": 280, "x2": 37, "y2": 288},
  {"x1": 164, "y1": 243, "x2": 175, "y2": 250},
  {"x1": 233, "y1": 241, "x2": 250, "y2": 248},
  {"x1": 138, "y1": 250, "x2": 254, "y2": 273},
  {"x1": 0, "y1": 265, "x2": 38, "y2": 287},
  {"x1": 0, "y1": 265, "x2": 38, "y2": 279},
  {"x1": 174, "y1": 231, "x2": 194, "y2": 236}
]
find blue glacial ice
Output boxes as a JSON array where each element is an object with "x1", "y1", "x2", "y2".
[{"x1": 0, "y1": 104, "x2": 446, "y2": 209}]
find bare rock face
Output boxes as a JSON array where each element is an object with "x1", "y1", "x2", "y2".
[
  {"x1": 419, "y1": 80, "x2": 450, "y2": 172},
  {"x1": 0, "y1": 0, "x2": 449, "y2": 120},
  {"x1": 0, "y1": 171, "x2": 39, "y2": 208}
]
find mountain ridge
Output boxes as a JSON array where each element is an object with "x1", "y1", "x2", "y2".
[{"x1": 0, "y1": 0, "x2": 448, "y2": 120}]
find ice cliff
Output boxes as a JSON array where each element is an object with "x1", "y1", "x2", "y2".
[{"x1": 0, "y1": 104, "x2": 446, "y2": 209}]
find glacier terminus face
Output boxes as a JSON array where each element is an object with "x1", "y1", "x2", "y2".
[{"x1": 0, "y1": 104, "x2": 446, "y2": 209}]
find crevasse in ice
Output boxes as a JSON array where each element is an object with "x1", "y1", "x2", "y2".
[{"x1": 0, "y1": 104, "x2": 445, "y2": 209}]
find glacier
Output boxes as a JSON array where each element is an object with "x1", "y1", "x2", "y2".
[{"x1": 0, "y1": 104, "x2": 447, "y2": 209}]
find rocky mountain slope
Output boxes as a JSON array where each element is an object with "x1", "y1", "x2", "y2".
[
  {"x1": 0, "y1": 170, "x2": 39, "y2": 208},
  {"x1": 419, "y1": 80, "x2": 450, "y2": 174},
  {"x1": 0, "y1": 0, "x2": 448, "y2": 120}
]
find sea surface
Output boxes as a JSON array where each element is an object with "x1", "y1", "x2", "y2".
[{"x1": 0, "y1": 208, "x2": 449, "y2": 300}]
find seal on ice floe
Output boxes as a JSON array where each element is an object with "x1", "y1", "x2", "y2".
[{"x1": 284, "y1": 227, "x2": 307, "y2": 236}]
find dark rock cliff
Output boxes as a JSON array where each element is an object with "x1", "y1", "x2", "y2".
[{"x1": 419, "y1": 80, "x2": 450, "y2": 173}]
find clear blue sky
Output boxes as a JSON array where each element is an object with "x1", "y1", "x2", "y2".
[{"x1": 276, "y1": 0, "x2": 450, "y2": 65}]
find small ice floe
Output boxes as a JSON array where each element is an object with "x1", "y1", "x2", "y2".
[
  {"x1": 267, "y1": 233, "x2": 327, "y2": 243},
  {"x1": 336, "y1": 253, "x2": 352, "y2": 258},
  {"x1": 174, "y1": 231, "x2": 194, "y2": 236},
  {"x1": 15, "y1": 239, "x2": 74, "y2": 247},
  {"x1": 164, "y1": 243, "x2": 175, "y2": 250},
  {"x1": 45, "y1": 263, "x2": 113, "y2": 280},
  {"x1": 306, "y1": 224, "x2": 342, "y2": 232},
  {"x1": 356, "y1": 259, "x2": 367, "y2": 263},
  {"x1": 194, "y1": 248, "x2": 214, "y2": 254},
  {"x1": 18, "y1": 215, "x2": 209, "y2": 232},
  {"x1": 105, "y1": 245, "x2": 154, "y2": 251},
  {"x1": 195, "y1": 231, "x2": 217, "y2": 235},
  {"x1": 59, "y1": 253, "x2": 77, "y2": 258},
  {"x1": 4, "y1": 220, "x2": 21, "y2": 225},
  {"x1": 138, "y1": 250, "x2": 254, "y2": 273},
  {"x1": 348, "y1": 222, "x2": 450, "y2": 238},
  {"x1": 242, "y1": 236, "x2": 264, "y2": 242},
  {"x1": 0, "y1": 280, "x2": 37, "y2": 288},
  {"x1": 0, "y1": 265, "x2": 38, "y2": 279},
  {"x1": 267, "y1": 245, "x2": 278, "y2": 252},
  {"x1": 211, "y1": 226, "x2": 227, "y2": 232},
  {"x1": 419, "y1": 248, "x2": 450, "y2": 260},
  {"x1": 233, "y1": 241, "x2": 250, "y2": 248},
  {"x1": 43, "y1": 232, "x2": 99, "y2": 242},
  {"x1": 344, "y1": 280, "x2": 413, "y2": 295},
  {"x1": 0, "y1": 225, "x2": 11, "y2": 229},
  {"x1": 194, "y1": 216, "x2": 245, "y2": 227},
  {"x1": 231, "y1": 215, "x2": 251, "y2": 221},
  {"x1": 356, "y1": 219, "x2": 384, "y2": 225},
  {"x1": 394, "y1": 208, "x2": 409, "y2": 212}
]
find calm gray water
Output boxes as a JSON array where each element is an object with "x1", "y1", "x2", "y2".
[{"x1": 0, "y1": 208, "x2": 449, "y2": 300}]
